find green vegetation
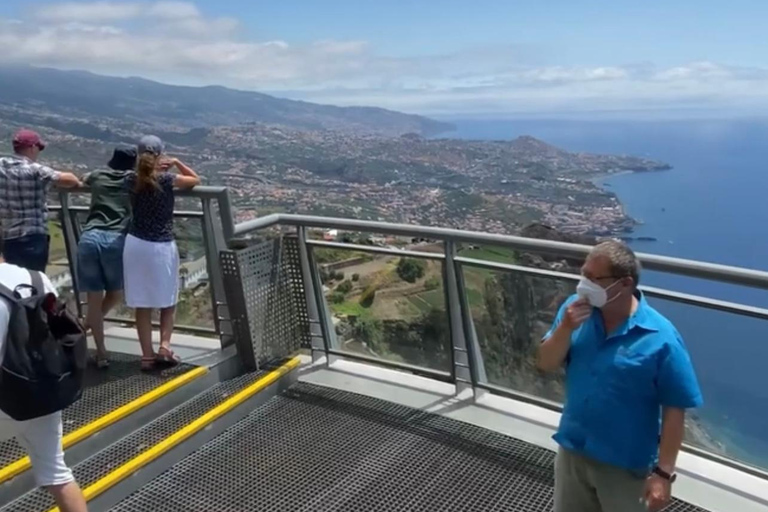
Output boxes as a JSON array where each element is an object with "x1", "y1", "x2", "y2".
[
  {"x1": 320, "y1": 268, "x2": 346, "y2": 284},
  {"x1": 352, "y1": 315, "x2": 384, "y2": 346},
  {"x1": 360, "y1": 286, "x2": 377, "y2": 307},
  {"x1": 396, "y1": 258, "x2": 427, "y2": 283},
  {"x1": 459, "y1": 246, "x2": 517, "y2": 265},
  {"x1": 415, "y1": 289, "x2": 444, "y2": 308},
  {"x1": 331, "y1": 300, "x2": 368, "y2": 317},
  {"x1": 48, "y1": 220, "x2": 67, "y2": 262},
  {"x1": 466, "y1": 287, "x2": 484, "y2": 308},
  {"x1": 315, "y1": 248, "x2": 350, "y2": 264},
  {"x1": 473, "y1": 272, "x2": 571, "y2": 402},
  {"x1": 337, "y1": 280, "x2": 353, "y2": 294}
]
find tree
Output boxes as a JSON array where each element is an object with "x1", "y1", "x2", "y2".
[
  {"x1": 329, "y1": 291, "x2": 346, "y2": 304},
  {"x1": 352, "y1": 273, "x2": 360, "y2": 282},
  {"x1": 337, "y1": 280, "x2": 353, "y2": 294},
  {"x1": 424, "y1": 276, "x2": 441, "y2": 291},
  {"x1": 360, "y1": 286, "x2": 377, "y2": 308},
  {"x1": 397, "y1": 258, "x2": 426, "y2": 283},
  {"x1": 353, "y1": 315, "x2": 383, "y2": 347}
]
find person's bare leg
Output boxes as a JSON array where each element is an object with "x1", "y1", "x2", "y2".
[
  {"x1": 46, "y1": 481, "x2": 88, "y2": 512},
  {"x1": 102, "y1": 290, "x2": 122, "y2": 317},
  {"x1": 86, "y1": 292, "x2": 107, "y2": 361},
  {"x1": 159, "y1": 306, "x2": 176, "y2": 353},
  {"x1": 135, "y1": 308, "x2": 155, "y2": 368}
]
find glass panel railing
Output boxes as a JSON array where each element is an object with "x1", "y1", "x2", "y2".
[
  {"x1": 464, "y1": 265, "x2": 572, "y2": 402},
  {"x1": 646, "y1": 297, "x2": 768, "y2": 471},
  {"x1": 98, "y1": 215, "x2": 216, "y2": 332},
  {"x1": 313, "y1": 246, "x2": 451, "y2": 373},
  {"x1": 46, "y1": 215, "x2": 77, "y2": 311},
  {"x1": 306, "y1": 229, "x2": 446, "y2": 257},
  {"x1": 458, "y1": 244, "x2": 518, "y2": 265}
]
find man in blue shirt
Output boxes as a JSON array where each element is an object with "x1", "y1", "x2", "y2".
[{"x1": 538, "y1": 240, "x2": 702, "y2": 512}]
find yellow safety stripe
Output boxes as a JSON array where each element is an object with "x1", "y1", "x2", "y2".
[{"x1": 0, "y1": 366, "x2": 208, "y2": 485}]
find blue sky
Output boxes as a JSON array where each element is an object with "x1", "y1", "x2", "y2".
[{"x1": 1, "y1": 0, "x2": 767, "y2": 117}]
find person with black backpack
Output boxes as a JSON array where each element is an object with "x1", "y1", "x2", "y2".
[{"x1": 0, "y1": 233, "x2": 88, "y2": 512}]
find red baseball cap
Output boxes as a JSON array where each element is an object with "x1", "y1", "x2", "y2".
[{"x1": 12, "y1": 129, "x2": 46, "y2": 150}]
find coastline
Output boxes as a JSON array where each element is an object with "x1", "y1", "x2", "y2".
[{"x1": 590, "y1": 167, "x2": 669, "y2": 237}]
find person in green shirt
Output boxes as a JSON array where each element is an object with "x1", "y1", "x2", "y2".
[{"x1": 76, "y1": 144, "x2": 135, "y2": 368}]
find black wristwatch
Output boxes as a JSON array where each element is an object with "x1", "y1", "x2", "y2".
[{"x1": 652, "y1": 466, "x2": 677, "y2": 483}]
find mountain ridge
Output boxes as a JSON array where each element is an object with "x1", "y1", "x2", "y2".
[{"x1": 0, "y1": 65, "x2": 453, "y2": 137}]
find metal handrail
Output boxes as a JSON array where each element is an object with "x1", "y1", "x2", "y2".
[
  {"x1": 50, "y1": 204, "x2": 204, "y2": 218},
  {"x1": 56, "y1": 185, "x2": 235, "y2": 241},
  {"x1": 232, "y1": 213, "x2": 768, "y2": 291}
]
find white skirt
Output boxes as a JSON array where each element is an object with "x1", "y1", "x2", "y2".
[{"x1": 123, "y1": 234, "x2": 180, "y2": 308}]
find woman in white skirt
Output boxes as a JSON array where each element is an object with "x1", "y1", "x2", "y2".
[{"x1": 123, "y1": 135, "x2": 200, "y2": 371}]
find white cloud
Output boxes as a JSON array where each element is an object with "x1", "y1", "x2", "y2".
[
  {"x1": 35, "y1": 1, "x2": 213, "y2": 24},
  {"x1": 653, "y1": 61, "x2": 732, "y2": 82},
  {"x1": 5, "y1": 2, "x2": 768, "y2": 116},
  {"x1": 35, "y1": 1, "x2": 143, "y2": 22}
]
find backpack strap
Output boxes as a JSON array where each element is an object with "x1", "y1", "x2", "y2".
[
  {"x1": 28, "y1": 270, "x2": 45, "y2": 296},
  {"x1": 0, "y1": 282, "x2": 17, "y2": 302}
]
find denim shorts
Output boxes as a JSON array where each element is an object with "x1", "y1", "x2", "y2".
[
  {"x1": 3, "y1": 234, "x2": 50, "y2": 272},
  {"x1": 76, "y1": 229, "x2": 126, "y2": 292}
]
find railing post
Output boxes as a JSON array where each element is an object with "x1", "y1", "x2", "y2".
[
  {"x1": 58, "y1": 191, "x2": 83, "y2": 318},
  {"x1": 297, "y1": 227, "x2": 331, "y2": 362},
  {"x1": 444, "y1": 241, "x2": 472, "y2": 394},
  {"x1": 215, "y1": 189, "x2": 236, "y2": 244},
  {"x1": 201, "y1": 198, "x2": 232, "y2": 348},
  {"x1": 455, "y1": 256, "x2": 488, "y2": 388}
]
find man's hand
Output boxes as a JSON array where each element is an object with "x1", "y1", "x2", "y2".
[
  {"x1": 561, "y1": 297, "x2": 592, "y2": 331},
  {"x1": 537, "y1": 297, "x2": 591, "y2": 371},
  {"x1": 643, "y1": 475, "x2": 671, "y2": 512}
]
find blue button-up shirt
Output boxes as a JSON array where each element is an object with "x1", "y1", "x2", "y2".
[{"x1": 546, "y1": 292, "x2": 703, "y2": 473}]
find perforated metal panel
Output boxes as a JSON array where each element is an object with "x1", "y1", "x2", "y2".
[
  {"x1": 0, "y1": 369, "x2": 267, "y2": 512},
  {"x1": 221, "y1": 237, "x2": 310, "y2": 369},
  {"x1": 0, "y1": 352, "x2": 193, "y2": 471},
  {"x1": 110, "y1": 383, "x2": 712, "y2": 512}
]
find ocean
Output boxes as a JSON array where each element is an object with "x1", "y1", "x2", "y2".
[{"x1": 446, "y1": 118, "x2": 768, "y2": 469}]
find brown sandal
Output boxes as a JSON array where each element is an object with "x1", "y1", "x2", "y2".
[
  {"x1": 156, "y1": 347, "x2": 181, "y2": 367},
  {"x1": 140, "y1": 357, "x2": 156, "y2": 372}
]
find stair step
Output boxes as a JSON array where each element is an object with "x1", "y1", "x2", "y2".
[{"x1": 0, "y1": 358, "x2": 299, "y2": 512}]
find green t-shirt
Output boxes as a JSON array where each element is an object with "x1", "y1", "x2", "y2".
[{"x1": 83, "y1": 169, "x2": 131, "y2": 232}]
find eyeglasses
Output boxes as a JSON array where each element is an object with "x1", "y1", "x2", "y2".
[{"x1": 583, "y1": 274, "x2": 625, "y2": 282}]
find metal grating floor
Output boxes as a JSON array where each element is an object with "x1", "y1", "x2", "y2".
[
  {"x1": 0, "y1": 351, "x2": 194, "y2": 471},
  {"x1": 110, "y1": 383, "x2": 712, "y2": 512},
  {"x1": 0, "y1": 368, "x2": 265, "y2": 512}
]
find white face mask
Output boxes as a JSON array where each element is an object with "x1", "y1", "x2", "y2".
[{"x1": 576, "y1": 277, "x2": 622, "y2": 308}]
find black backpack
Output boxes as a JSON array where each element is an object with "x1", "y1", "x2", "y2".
[{"x1": 0, "y1": 270, "x2": 87, "y2": 421}]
